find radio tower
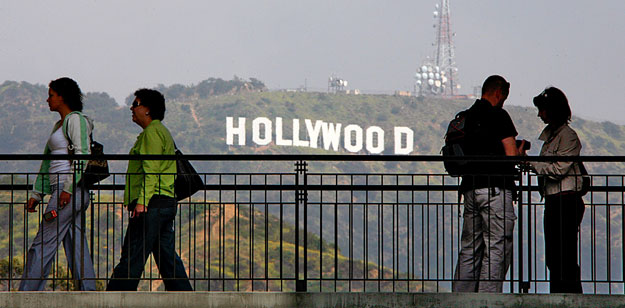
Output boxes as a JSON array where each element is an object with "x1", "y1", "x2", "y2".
[{"x1": 415, "y1": 0, "x2": 460, "y2": 96}]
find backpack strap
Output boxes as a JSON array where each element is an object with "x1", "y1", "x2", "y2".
[{"x1": 63, "y1": 111, "x2": 93, "y2": 153}]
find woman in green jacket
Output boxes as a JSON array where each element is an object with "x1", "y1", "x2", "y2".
[
  {"x1": 20, "y1": 77, "x2": 96, "y2": 291},
  {"x1": 106, "y1": 89, "x2": 192, "y2": 291}
]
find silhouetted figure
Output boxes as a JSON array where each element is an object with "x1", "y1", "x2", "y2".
[
  {"x1": 528, "y1": 87, "x2": 585, "y2": 293},
  {"x1": 453, "y1": 75, "x2": 525, "y2": 293}
]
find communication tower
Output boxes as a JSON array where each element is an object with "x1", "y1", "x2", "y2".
[
  {"x1": 328, "y1": 75, "x2": 348, "y2": 93},
  {"x1": 415, "y1": 0, "x2": 460, "y2": 96}
]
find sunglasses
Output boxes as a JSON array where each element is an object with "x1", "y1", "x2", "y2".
[{"x1": 131, "y1": 100, "x2": 141, "y2": 108}]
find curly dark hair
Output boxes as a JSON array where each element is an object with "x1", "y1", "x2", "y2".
[
  {"x1": 533, "y1": 87, "x2": 571, "y2": 127},
  {"x1": 134, "y1": 88, "x2": 166, "y2": 120},
  {"x1": 49, "y1": 77, "x2": 83, "y2": 111}
]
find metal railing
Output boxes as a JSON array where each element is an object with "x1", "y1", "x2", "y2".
[{"x1": 0, "y1": 154, "x2": 623, "y2": 293}]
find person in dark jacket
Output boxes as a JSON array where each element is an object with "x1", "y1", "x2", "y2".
[{"x1": 453, "y1": 75, "x2": 525, "y2": 293}]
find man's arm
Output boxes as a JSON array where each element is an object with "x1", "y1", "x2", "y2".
[{"x1": 502, "y1": 137, "x2": 519, "y2": 156}]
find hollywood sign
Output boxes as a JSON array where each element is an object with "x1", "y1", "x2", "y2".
[{"x1": 226, "y1": 117, "x2": 414, "y2": 154}]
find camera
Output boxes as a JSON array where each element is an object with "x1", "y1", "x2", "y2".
[{"x1": 516, "y1": 139, "x2": 531, "y2": 151}]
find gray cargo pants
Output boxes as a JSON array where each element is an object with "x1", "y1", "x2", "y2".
[
  {"x1": 19, "y1": 184, "x2": 96, "y2": 291},
  {"x1": 453, "y1": 187, "x2": 516, "y2": 293}
]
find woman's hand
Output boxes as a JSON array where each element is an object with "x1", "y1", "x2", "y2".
[
  {"x1": 59, "y1": 191, "x2": 72, "y2": 209},
  {"x1": 26, "y1": 198, "x2": 39, "y2": 212},
  {"x1": 130, "y1": 203, "x2": 147, "y2": 218}
]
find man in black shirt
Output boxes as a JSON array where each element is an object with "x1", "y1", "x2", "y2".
[{"x1": 453, "y1": 75, "x2": 524, "y2": 293}]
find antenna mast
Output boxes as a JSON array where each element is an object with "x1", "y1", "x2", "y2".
[{"x1": 415, "y1": 0, "x2": 460, "y2": 96}]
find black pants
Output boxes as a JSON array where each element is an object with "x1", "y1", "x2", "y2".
[
  {"x1": 107, "y1": 197, "x2": 193, "y2": 291},
  {"x1": 544, "y1": 193, "x2": 585, "y2": 293}
]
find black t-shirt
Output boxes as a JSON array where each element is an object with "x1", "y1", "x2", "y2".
[{"x1": 460, "y1": 99, "x2": 518, "y2": 192}]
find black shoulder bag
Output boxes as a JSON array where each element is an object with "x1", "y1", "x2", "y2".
[
  {"x1": 65, "y1": 115, "x2": 110, "y2": 188},
  {"x1": 174, "y1": 143, "x2": 204, "y2": 201}
]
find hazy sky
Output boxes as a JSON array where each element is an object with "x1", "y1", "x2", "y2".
[{"x1": 1, "y1": 1, "x2": 624, "y2": 123}]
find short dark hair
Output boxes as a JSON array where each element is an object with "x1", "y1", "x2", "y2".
[
  {"x1": 533, "y1": 87, "x2": 571, "y2": 127},
  {"x1": 134, "y1": 88, "x2": 166, "y2": 120},
  {"x1": 481, "y1": 75, "x2": 510, "y2": 97},
  {"x1": 49, "y1": 77, "x2": 83, "y2": 111}
]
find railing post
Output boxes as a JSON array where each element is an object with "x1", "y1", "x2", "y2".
[
  {"x1": 518, "y1": 170, "x2": 530, "y2": 293},
  {"x1": 8, "y1": 174, "x2": 14, "y2": 291},
  {"x1": 90, "y1": 191, "x2": 95, "y2": 264},
  {"x1": 73, "y1": 160, "x2": 82, "y2": 290},
  {"x1": 294, "y1": 160, "x2": 308, "y2": 292},
  {"x1": 525, "y1": 171, "x2": 532, "y2": 293},
  {"x1": 517, "y1": 170, "x2": 524, "y2": 293}
]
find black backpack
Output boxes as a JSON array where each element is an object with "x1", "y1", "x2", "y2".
[{"x1": 441, "y1": 109, "x2": 476, "y2": 176}]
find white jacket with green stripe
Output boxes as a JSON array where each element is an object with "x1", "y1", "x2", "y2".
[{"x1": 31, "y1": 111, "x2": 94, "y2": 201}]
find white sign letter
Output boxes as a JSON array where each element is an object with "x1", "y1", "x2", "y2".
[
  {"x1": 321, "y1": 122, "x2": 342, "y2": 151},
  {"x1": 226, "y1": 117, "x2": 246, "y2": 146},
  {"x1": 366, "y1": 126, "x2": 385, "y2": 154},
  {"x1": 305, "y1": 119, "x2": 323, "y2": 149},
  {"x1": 292, "y1": 119, "x2": 309, "y2": 147},
  {"x1": 275, "y1": 117, "x2": 293, "y2": 146},
  {"x1": 344, "y1": 124, "x2": 363, "y2": 153},
  {"x1": 394, "y1": 127, "x2": 414, "y2": 154},
  {"x1": 252, "y1": 117, "x2": 272, "y2": 146}
]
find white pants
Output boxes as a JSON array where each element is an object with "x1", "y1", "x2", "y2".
[
  {"x1": 19, "y1": 185, "x2": 96, "y2": 291},
  {"x1": 453, "y1": 187, "x2": 516, "y2": 293}
]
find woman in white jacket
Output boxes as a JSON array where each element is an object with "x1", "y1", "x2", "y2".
[
  {"x1": 20, "y1": 77, "x2": 96, "y2": 291},
  {"x1": 529, "y1": 87, "x2": 585, "y2": 293}
]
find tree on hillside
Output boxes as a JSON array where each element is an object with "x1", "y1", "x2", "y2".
[{"x1": 249, "y1": 78, "x2": 265, "y2": 90}]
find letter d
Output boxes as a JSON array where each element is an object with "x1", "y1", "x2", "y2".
[{"x1": 394, "y1": 127, "x2": 414, "y2": 154}]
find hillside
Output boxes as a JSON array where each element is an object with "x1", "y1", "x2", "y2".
[
  {"x1": 1, "y1": 79, "x2": 624, "y2": 174},
  {"x1": 0, "y1": 78, "x2": 623, "y2": 292},
  {"x1": 0, "y1": 189, "x2": 428, "y2": 292}
]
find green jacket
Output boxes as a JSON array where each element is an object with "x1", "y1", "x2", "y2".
[
  {"x1": 124, "y1": 120, "x2": 176, "y2": 206},
  {"x1": 32, "y1": 111, "x2": 93, "y2": 201}
]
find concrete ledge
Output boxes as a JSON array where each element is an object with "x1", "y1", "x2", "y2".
[{"x1": 2, "y1": 292, "x2": 625, "y2": 308}]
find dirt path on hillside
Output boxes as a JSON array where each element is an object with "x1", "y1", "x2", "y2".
[
  {"x1": 190, "y1": 104, "x2": 201, "y2": 127},
  {"x1": 211, "y1": 204, "x2": 236, "y2": 236}
]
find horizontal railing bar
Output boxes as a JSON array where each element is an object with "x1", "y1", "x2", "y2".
[
  {"x1": 1, "y1": 184, "x2": 620, "y2": 192},
  {"x1": 1, "y1": 153, "x2": 625, "y2": 162},
  {"x1": 7, "y1": 277, "x2": 623, "y2": 282}
]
